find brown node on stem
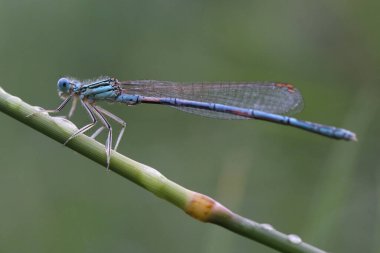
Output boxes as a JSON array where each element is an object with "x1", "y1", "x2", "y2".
[{"x1": 185, "y1": 192, "x2": 216, "y2": 222}]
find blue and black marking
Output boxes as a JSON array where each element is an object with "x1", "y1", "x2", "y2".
[{"x1": 137, "y1": 96, "x2": 356, "y2": 140}]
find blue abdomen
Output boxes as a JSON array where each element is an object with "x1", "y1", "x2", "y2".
[{"x1": 116, "y1": 94, "x2": 139, "y2": 104}]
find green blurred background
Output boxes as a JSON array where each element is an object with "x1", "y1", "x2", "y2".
[{"x1": 0, "y1": 0, "x2": 379, "y2": 252}]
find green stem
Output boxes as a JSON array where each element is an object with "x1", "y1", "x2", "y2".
[{"x1": 0, "y1": 87, "x2": 326, "y2": 253}]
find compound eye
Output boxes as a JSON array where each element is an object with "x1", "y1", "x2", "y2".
[{"x1": 57, "y1": 78, "x2": 70, "y2": 92}]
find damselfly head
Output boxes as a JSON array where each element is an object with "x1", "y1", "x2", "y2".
[
  {"x1": 57, "y1": 77, "x2": 72, "y2": 94},
  {"x1": 57, "y1": 77, "x2": 79, "y2": 98}
]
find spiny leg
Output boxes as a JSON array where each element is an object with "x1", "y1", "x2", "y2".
[
  {"x1": 91, "y1": 105, "x2": 113, "y2": 169},
  {"x1": 68, "y1": 96, "x2": 78, "y2": 119},
  {"x1": 64, "y1": 99, "x2": 97, "y2": 145},
  {"x1": 94, "y1": 105, "x2": 127, "y2": 151},
  {"x1": 90, "y1": 126, "x2": 105, "y2": 139},
  {"x1": 27, "y1": 95, "x2": 73, "y2": 117}
]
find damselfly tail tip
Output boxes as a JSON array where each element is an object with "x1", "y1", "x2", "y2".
[
  {"x1": 350, "y1": 133, "x2": 358, "y2": 142},
  {"x1": 343, "y1": 131, "x2": 357, "y2": 141},
  {"x1": 337, "y1": 128, "x2": 357, "y2": 141}
]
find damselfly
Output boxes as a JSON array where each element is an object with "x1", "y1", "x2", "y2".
[{"x1": 33, "y1": 77, "x2": 356, "y2": 169}]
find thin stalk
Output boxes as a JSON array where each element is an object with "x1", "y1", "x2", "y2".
[{"x1": 0, "y1": 87, "x2": 326, "y2": 253}]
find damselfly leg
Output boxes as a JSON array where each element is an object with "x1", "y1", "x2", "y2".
[
  {"x1": 94, "y1": 105, "x2": 127, "y2": 151},
  {"x1": 26, "y1": 95, "x2": 73, "y2": 117},
  {"x1": 63, "y1": 100, "x2": 98, "y2": 145}
]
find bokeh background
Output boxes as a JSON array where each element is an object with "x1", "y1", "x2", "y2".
[{"x1": 0, "y1": 1, "x2": 379, "y2": 252}]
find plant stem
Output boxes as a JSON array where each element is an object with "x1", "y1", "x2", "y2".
[{"x1": 0, "y1": 87, "x2": 326, "y2": 253}]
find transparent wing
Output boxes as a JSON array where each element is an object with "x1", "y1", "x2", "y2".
[{"x1": 120, "y1": 80, "x2": 304, "y2": 119}]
